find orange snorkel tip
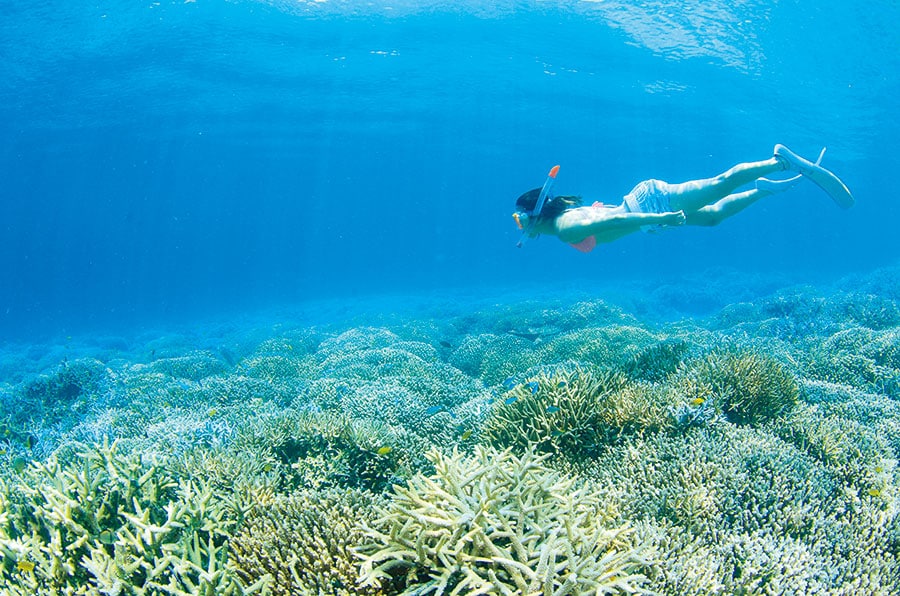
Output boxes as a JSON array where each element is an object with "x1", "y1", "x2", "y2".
[{"x1": 512, "y1": 212, "x2": 524, "y2": 230}]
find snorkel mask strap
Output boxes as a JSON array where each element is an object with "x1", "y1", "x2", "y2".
[{"x1": 517, "y1": 164, "x2": 560, "y2": 248}]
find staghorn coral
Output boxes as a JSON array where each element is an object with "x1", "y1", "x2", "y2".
[
  {"x1": 623, "y1": 339, "x2": 691, "y2": 382},
  {"x1": 315, "y1": 327, "x2": 403, "y2": 362},
  {"x1": 805, "y1": 326, "x2": 900, "y2": 398},
  {"x1": 230, "y1": 487, "x2": 383, "y2": 596},
  {"x1": 143, "y1": 350, "x2": 229, "y2": 381},
  {"x1": 570, "y1": 421, "x2": 900, "y2": 594},
  {"x1": 537, "y1": 325, "x2": 658, "y2": 370},
  {"x1": 449, "y1": 333, "x2": 540, "y2": 386},
  {"x1": 238, "y1": 353, "x2": 319, "y2": 382},
  {"x1": 771, "y1": 402, "x2": 896, "y2": 492},
  {"x1": 677, "y1": 348, "x2": 799, "y2": 425},
  {"x1": 0, "y1": 439, "x2": 262, "y2": 595},
  {"x1": 233, "y1": 410, "x2": 413, "y2": 493},
  {"x1": 357, "y1": 446, "x2": 649, "y2": 595},
  {"x1": 18, "y1": 358, "x2": 113, "y2": 426},
  {"x1": 840, "y1": 292, "x2": 900, "y2": 330},
  {"x1": 483, "y1": 366, "x2": 676, "y2": 457}
]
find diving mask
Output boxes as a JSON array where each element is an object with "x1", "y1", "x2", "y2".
[{"x1": 515, "y1": 164, "x2": 560, "y2": 248}]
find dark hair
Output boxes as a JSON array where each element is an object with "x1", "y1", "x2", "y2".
[{"x1": 515, "y1": 188, "x2": 582, "y2": 221}]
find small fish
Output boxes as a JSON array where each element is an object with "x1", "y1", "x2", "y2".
[
  {"x1": 504, "y1": 396, "x2": 518, "y2": 405},
  {"x1": 207, "y1": 408, "x2": 218, "y2": 417},
  {"x1": 16, "y1": 560, "x2": 34, "y2": 573},
  {"x1": 99, "y1": 529, "x2": 116, "y2": 545},
  {"x1": 286, "y1": 344, "x2": 294, "y2": 351},
  {"x1": 546, "y1": 405, "x2": 560, "y2": 414},
  {"x1": 425, "y1": 405, "x2": 446, "y2": 416},
  {"x1": 875, "y1": 466, "x2": 884, "y2": 473},
  {"x1": 868, "y1": 488, "x2": 882, "y2": 497},
  {"x1": 24, "y1": 435, "x2": 35, "y2": 450},
  {"x1": 460, "y1": 430, "x2": 473, "y2": 441},
  {"x1": 525, "y1": 382, "x2": 539, "y2": 394},
  {"x1": 689, "y1": 397, "x2": 705, "y2": 407},
  {"x1": 502, "y1": 377, "x2": 517, "y2": 390},
  {"x1": 377, "y1": 446, "x2": 392, "y2": 456},
  {"x1": 557, "y1": 381, "x2": 567, "y2": 388},
  {"x1": 262, "y1": 463, "x2": 274, "y2": 473},
  {"x1": 439, "y1": 340, "x2": 453, "y2": 348}
]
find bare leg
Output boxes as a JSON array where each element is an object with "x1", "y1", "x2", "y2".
[
  {"x1": 684, "y1": 187, "x2": 777, "y2": 227},
  {"x1": 669, "y1": 157, "x2": 784, "y2": 213}
]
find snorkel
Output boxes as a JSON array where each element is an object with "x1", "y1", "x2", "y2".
[{"x1": 514, "y1": 164, "x2": 560, "y2": 248}]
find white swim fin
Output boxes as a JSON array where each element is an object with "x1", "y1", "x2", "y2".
[{"x1": 774, "y1": 144, "x2": 855, "y2": 209}]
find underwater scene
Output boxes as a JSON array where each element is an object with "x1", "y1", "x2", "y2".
[{"x1": 2, "y1": 0, "x2": 900, "y2": 594}]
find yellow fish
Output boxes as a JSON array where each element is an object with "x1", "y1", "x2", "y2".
[
  {"x1": 17, "y1": 560, "x2": 34, "y2": 573},
  {"x1": 868, "y1": 488, "x2": 882, "y2": 497},
  {"x1": 376, "y1": 446, "x2": 392, "y2": 456},
  {"x1": 689, "y1": 397, "x2": 705, "y2": 407},
  {"x1": 460, "y1": 430, "x2": 473, "y2": 441}
]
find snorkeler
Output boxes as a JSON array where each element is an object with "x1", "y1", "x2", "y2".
[{"x1": 512, "y1": 144, "x2": 854, "y2": 252}]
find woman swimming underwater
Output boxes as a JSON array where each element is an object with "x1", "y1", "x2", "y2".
[{"x1": 512, "y1": 144, "x2": 854, "y2": 252}]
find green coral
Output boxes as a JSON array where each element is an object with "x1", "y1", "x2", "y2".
[
  {"x1": 573, "y1": 423, "x2": 899, "y2": 594},
  {"x1": 230, "y1": 488, "x2": 382, "y2": 596},
  {"x1": 234, "y1": 410, "x2": 412, "y2": 493},
  {"x1": 678, "y1": 349, "x2": 799, "y2": 425},
  {"x1": 357, "y1": 446, "x2": 648, "y2": 595},
  {"x1": 19, "y1": 358, "x2": 111, "y2": 426},
  {"x1": 537, "y1": 325, "x2": 657, "y2": 369},
  {"x1": 450, "y1": 334, "x2": 539, "y2": 386},
  {"x1": 483, "y1": 367, "x2": 675, "y2": 457},
  {"x1": 623, "y1": 339, "x2": 691, "y2": 382},
  {"x1": 0, "y1": 440, "x2": 262, "y2": 595},
  {"x1": 806, "y1": 327, "x2": 900, "y2": 397}
]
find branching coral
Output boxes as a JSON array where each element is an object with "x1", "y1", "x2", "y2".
[
  {"x1": 806, "y1": 327, "x2": 900, "y2": 398},
  {"x1": 234, "y1": 410, "x2": 413, "y2": 493},
  {"x1": 357, "y1": 446, "x2": 649, "y2": 595},
  {"x1": 483, "y1": 367, "x2": 675, "y2": 457},
  {"x1": 450, "y1": 334, "x2": 539, "y2": 386},
  {"x1": 230, "y1": 487, "x2": 382, "y2": 596},
  {"x1": 0, "y1": 439, "x2": 262, "y2": 595},
  {"x1": 677, "y1": 349, "x2": 799, "y2": 425},
  {"x1": 623, "y1": 339, "x2": 691, "y2": 382},
  {"x1": 574, "y1": 423, "x2": 900, "y2": 594},
  {"x1": 537, "y1": 325, "x2": 657, "y2": 370},
  {"x1": 19, "y1": 358, "x2": 112, "y2": 426}
]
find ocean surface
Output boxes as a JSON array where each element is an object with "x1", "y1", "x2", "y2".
[{"x1": 1, "y1": 1, "x2": 899, "y2": 594}]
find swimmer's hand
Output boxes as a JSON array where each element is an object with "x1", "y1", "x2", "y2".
[
  {"x1": 645, "y1": 211, "x2": 686, "y2": 234},
  {"x1": 666, "y1": 211, "x2": 686, "y2": 226}
]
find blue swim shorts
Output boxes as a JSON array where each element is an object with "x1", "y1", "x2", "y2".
[{"x1": 623, "y1": 179, "x2": 674, "y2": 214}]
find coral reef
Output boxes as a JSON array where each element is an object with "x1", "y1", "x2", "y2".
[
  {"x1": 676, "y1": 348, "x2": 800, "y2": 425},
  {"x1": 1, "y1": 267, "x2": 898, "y2": 594},
  {"x1": 234, "y1": 410, "x2": 413, "y2": 493},
  {"x1": 483, "y1": 366, "x2": 676, "y2": 457},
  {"x1": 572, "y1": 422, "x2": 900, "y2": 594},
  {"x1": 0, "y1": 440, "x2": 262, "y2": 595},
  {"x1": 357, "y1": 446, "x2": 649, "y2": 595},
  {"x1": 230, "y1": 487, "x2": 383, "y2": 596}
]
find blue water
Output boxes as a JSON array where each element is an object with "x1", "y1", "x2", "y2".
[{"x1": 1, "y1": 0, "x2": 898, "y2": 339}]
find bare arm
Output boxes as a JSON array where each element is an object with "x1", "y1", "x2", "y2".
[{"x1": 555, "y1": 208, "x2": 686, "y2": 243}]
